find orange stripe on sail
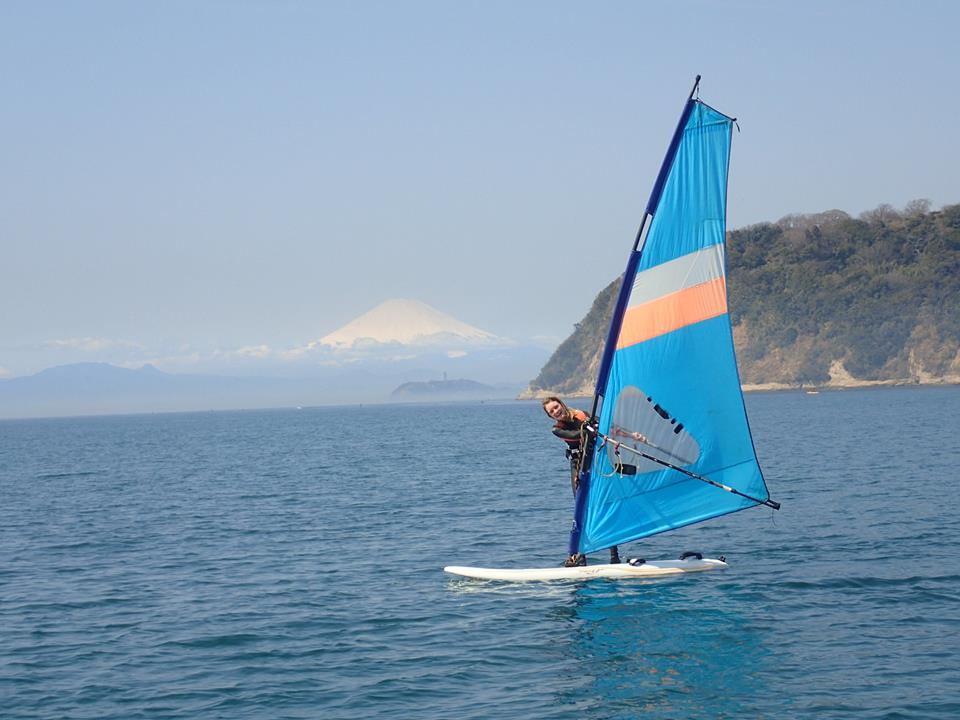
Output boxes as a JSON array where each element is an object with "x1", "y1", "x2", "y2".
[{"x1": 617, "y1": 276, "x2": 728, "y2": 350}]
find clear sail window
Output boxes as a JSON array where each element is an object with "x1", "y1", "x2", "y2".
[{"x1": 606, "y1": 386, "x2": 701, "y2": 475}]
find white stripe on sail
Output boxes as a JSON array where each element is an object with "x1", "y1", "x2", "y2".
[{"x1": 627, "y1": 243, "x2": 725, "y2": 308}]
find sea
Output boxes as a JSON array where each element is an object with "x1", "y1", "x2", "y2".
[{"x1": 2, "y1": 386, "x2": 959, "y2": 719}]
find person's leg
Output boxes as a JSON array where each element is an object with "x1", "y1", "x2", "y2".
[{"x1": 564, "y1": 452, "x2": 584, "y2": 566}]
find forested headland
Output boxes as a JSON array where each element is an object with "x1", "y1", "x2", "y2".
[{"x1": 524, "y1": 201, "x2": 960, "y2": 397}]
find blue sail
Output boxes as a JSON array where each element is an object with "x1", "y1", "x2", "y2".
[{"x1": 570, "y1": 94, "x2": 772, "y2": 555}]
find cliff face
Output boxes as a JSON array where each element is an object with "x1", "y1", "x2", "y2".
[{"x1": 523, "y1": 202, "x2": 960, "y2": 398}]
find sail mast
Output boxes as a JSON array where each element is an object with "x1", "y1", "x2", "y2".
[{"x1": 569, "y1": 76, "x2": 703, "y2": 556}]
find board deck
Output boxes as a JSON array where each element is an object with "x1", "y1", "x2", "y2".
[{"x1": 444, "y1": 557, "x2": 727, "y2": 581}]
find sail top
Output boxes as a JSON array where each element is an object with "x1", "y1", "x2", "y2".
[{"x1": 571, "y1": 97, "x2": 770, "y2": 555}]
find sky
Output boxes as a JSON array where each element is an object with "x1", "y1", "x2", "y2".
[{"x1": 1, "y1": 0, "x2": 958, "y2": 378}]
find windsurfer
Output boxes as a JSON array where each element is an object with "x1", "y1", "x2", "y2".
[{"x1": 542, "y1": 396, "x2": 621, "y2": 567}]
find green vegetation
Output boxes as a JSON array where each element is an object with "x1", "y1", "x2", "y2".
[{"x1": 528, "y1": 201, "x2": 960, "y2": 394}]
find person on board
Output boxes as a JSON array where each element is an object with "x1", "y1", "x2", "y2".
[{"x1": 542, "y1": 396, "x2": 621, "y2": 567}]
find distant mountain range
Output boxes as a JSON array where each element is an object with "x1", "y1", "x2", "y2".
[
  {"x1": 0, "y1": 299, "x2": 546, "y2": 418},
  {"x1": 0, "y1": 361, "x2": 528, "y2": 419},
  {"x1": 0, "y1": 363, "x2": 321, "y2": 418}
]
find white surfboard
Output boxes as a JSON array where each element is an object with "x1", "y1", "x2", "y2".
[{"x1": 444, "y1": 557, "x2": 727, "y2": 581}]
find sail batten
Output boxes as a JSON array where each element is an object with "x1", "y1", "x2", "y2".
[{"x1": 569, "y1": 86, "x2": 773, "y2": 556}]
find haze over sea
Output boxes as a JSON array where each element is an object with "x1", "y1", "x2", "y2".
[{"x1": 2, "y1": 387, "x2": 958, "y2": 719}]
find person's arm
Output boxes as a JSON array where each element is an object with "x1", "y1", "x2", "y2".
[{"x1": 552, "y1": 426, "x2": 581, "y2": 441}]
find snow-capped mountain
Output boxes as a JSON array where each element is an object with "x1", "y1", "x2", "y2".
[{"x1": 314, "y1": 299, "x2": 504, "y2": 350}]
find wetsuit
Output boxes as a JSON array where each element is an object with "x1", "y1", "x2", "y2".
[{"x1": 551, "y1": 409, "x2": 589, "y2": 495}]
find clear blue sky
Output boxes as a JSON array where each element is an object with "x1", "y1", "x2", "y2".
[{"x1": 1, "y1": 1, "x2": 957, "y2": 376}]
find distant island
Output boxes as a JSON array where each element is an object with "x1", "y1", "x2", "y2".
[
  {"x1": 523, "y1": 201, "x2": 960, "y2": 397},
  {"x1": 390, "y1": 378, "x2": 502, "y2": 401}
]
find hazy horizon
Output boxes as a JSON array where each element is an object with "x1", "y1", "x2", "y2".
[{"x1": 2, "y1": 1, "x2": 958, "y2": 379}]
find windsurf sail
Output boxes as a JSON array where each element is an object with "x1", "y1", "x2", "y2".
[{"x1": 570, "y1": 77, "x2": 777, "y2": 556}]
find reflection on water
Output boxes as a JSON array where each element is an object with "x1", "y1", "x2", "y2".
[
  {"x1": 447, "y1": 572, "x2": 775, "y2": 719},
  {"x1": 550, "y1": 579, "x2": 771, "y2": 719}
]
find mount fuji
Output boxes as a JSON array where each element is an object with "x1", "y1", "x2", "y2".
[
  {"x1": 313, "y1": 298, "x2": 505, "y2": 350},
  {"x1": 281, "y1": 298, "x2": 547, "y2": 398}
]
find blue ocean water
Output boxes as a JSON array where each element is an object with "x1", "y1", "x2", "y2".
[{"x1": 2, "y1": 387, "x2": 959, "y2": 719}]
